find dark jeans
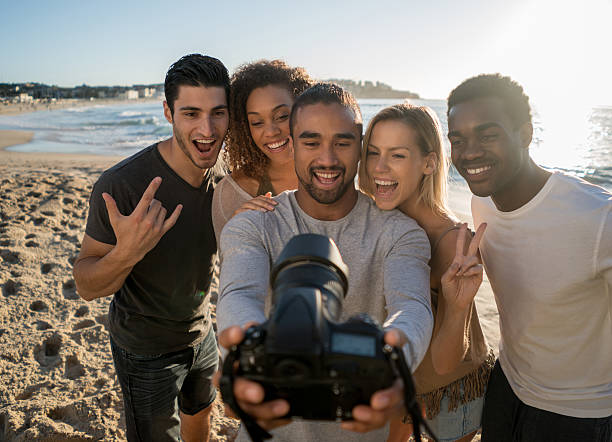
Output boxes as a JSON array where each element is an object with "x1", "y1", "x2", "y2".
[
  {"x1": 110, "y1": 328, "x2": 218, "y2": 442},
  {"x1": 482, "y1": 360, "x2": 612, "y2": 442}
]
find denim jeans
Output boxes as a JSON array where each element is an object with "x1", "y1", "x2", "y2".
[
  {"x1": 110, "y1": 328, "x2": 218, "y2": 442},
  {"x1": 482, "y1": 360, "x2": 612, "y2": 442},
  {"x1": 426, "y1": 387, "x2": 484, "y2": 441}
]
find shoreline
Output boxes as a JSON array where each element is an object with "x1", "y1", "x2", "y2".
[
  {"x1": 0, "y1": 129, "x2": 34, "y2": 150},
  {"x1": 0, "y1": 97, "x2": 161, "y2": 117},
  {"x1": 0, "y1": 130, "x2": 125, "y2": 169}
]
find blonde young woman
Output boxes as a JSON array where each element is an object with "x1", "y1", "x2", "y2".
[
  {"x1": 211, "y1": 60, "x2": 312, "y2": 243},
  {"x1": 358, "y1": 104, "x2": 494, "y2": 442}
]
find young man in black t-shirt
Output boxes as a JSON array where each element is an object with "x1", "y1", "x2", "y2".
[{"x1": 73, "y1": 54, "x2": 229, "y2": 441}]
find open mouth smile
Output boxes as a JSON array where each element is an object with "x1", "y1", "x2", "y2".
[
  {"x1": 313, "y1": 169, "x2": 342, "y2": 187},
  {"x1": 193, "y1": 138, "x2": 216, "y2": 154},
  {"x1": 374, "y1": 178, "x2": 398, "y2": 197},
  {"x1": 265, "y1": 138, "x2": 290, "y2": 151}
]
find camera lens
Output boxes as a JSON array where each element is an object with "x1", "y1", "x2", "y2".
[{"x1": 270, "y1": 234, "x2": 348, "y2": 320}]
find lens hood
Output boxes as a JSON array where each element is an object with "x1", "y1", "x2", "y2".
[{"x1": 270, "y1": 233, "x2": 349, "y2": 293}]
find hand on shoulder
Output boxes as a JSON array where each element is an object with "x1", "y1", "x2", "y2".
[{"x1": 233, "y1": 192, "x2": 278, "y2": 217}]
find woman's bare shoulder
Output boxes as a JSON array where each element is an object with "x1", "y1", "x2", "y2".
[{"x1": 230, "y1": 170, "x2": 259, "y2": 197}]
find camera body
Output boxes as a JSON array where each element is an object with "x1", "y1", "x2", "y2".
[{"x1": 237, "y1": 308, "x2": 395, "y2": 420}]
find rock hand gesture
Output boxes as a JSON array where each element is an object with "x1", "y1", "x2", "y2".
[{"x1": 102, "y1": 177, "x2": 182, "y2": 266}]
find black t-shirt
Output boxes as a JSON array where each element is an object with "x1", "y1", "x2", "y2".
[{"x1": 85, "y1": 143, "x2": 222, "y2": 355}]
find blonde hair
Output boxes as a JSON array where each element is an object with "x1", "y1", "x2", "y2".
[{"x1": 358, "y1": 104, "x2": 451, "y2": 217}]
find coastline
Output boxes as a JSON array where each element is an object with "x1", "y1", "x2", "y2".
[{"x1": 0, "y1": 97, "x2": 161, "y2": 117}]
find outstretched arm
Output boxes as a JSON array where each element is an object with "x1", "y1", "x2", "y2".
[
  {"x1": 73, "y1": 177, "x2": 182, "y2": 301},
  {"x1": 383, "y1": 226, "x2": 433, "y2": 370},
  {"x1": 216, "y1": 213, "x2": 270, "y2": 339}
]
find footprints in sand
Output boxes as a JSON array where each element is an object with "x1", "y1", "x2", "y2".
[
  {"x1": 0, "y1": 165, "x2": 133, "y2": 440},
  {"x1": 63, "y1": 279, "x2": 79, "y2": 300},
  {"x1": 34, "y1": 334, "x2": 62, "y2": 366},
  {"x1": 1, "y1": 249, "x2": 19, "y2": 264},
  {"x1": 35, "y1": 320, "x2": 53, "y2": 330},
  {"x1": 73, "y1": 320, "x2": 96, "y2": 331},
  {"x1": 30, "y1": 300, "x2": 49, "y2": 312},
  {"x1": 33, "y1": 334, "x2": 87, "y2": 381},
  {"x1": 65, "y1": 355, "x2": 86, "y2": 379},
  {"x1": 74, "y1": 306, "x2": 89, "y2": 318},
  {"x1": 15, "y1": 381, "x2": 50, "y2": 401},
  {"x1": 2, "y1": 279, "x2": 19, "y2": 297},
  {"x1": 41, "y1": 262, "x2": 55, "y2": 274}
]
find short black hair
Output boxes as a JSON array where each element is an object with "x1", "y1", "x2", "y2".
[
  {"x1": 164, "y1": 54, "x2": 230, "y2": 115},
  {"x1": 447, "y1": 73, "x2": 532, "y2": 127},
  {"x1": 290, "y1": 82, "x2": 362, "y2": 137}
]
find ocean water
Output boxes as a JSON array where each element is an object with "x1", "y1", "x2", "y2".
[{"x1": 1, "y1": 98, "x2": 611, "y2": 191}]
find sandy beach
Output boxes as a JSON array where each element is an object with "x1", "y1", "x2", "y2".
[{"x1": 0, "y1": 127, "x2": 499, "y2": 441}]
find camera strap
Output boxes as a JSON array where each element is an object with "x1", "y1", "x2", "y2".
[
  {"x1": 387, "y1": 345, "x2": 439, "y2": 442},
  {"x1": 220, "y1": 346, "x2": 273, "y2": 441}
]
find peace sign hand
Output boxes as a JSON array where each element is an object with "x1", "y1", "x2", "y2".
[
  {"x1": 440, "y1": 223, "x2": 487, "y2": 312},
  {"x1": 102, "y1": 177, "x2": 183, "y2": 267}
]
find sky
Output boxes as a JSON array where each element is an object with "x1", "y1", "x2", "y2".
[{"x1": 2, "y1": 0, "x2": 612, "y2": 108}]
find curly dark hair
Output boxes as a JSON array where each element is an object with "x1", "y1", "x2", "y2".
[
  {"x1": 225, "y1": 60, "x2": 313, "y2": 179},
  {"x1": 447, "y1": 73, "x2": 532, "y2": 127}
]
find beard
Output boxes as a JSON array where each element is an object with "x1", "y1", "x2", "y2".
[{"x1": 297, "y1": 167, "x2": 352, "y2": 204}]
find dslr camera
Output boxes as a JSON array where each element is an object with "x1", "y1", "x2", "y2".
[{"x1": 220, "y1": 234, "x2": 435, "y2": 442}]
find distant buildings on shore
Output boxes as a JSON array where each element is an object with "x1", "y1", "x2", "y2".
[
  {"x1": 0, "y1": 83, "x2": 164, "y2": 104},
  {"x1": 1, "y1": 79, "x2": 420, "y2": 105}
]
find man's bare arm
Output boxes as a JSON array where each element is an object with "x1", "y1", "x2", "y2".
[{"x1": 73, "y1": 234, "x2": 135, "y2": 301}]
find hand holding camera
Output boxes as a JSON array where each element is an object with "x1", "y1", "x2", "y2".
[
  {"x1": 219, "y1": 325, "x2": 409, "y2": 433},
  {"x1": 219, "y1": 234, "x2": 437, "y2": 441}
]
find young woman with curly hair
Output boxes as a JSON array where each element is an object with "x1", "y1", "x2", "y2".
[{"x1": 211, "y1": 60, "x2": 313, "y2": 244}]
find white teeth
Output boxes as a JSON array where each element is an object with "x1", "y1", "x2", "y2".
[
  {"x1": 466, "y1": 165, "x2": 492, "y2": 175},
  {"x1": 374, "y1": 179, "x2": 397, "y2": 186},
  {"x1": 267, "y1": 139, "x2": 288, "y2": 150},
  {"x1": 315, "y1": 171, "x2": 339, "y2": 179},
  {"x1": 194, "y1": 139, "x2": 214, "y2": 144}
]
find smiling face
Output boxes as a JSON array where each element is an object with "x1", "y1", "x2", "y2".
[
  {"x1": 246, "y1": 84, "x2": 294, "y2": 166},
  {"x1": 163, "y1": 85, "x2": 229, "y2": 173},
  {"x1": 448, "y1": 96, "x2": 530, "y2": 198},
  {"x1": 365, "y1": 119, "x2": 433, "y2": 211},
  {"x1": 292, "y1": 102, "x2": 361, "y2": 218}
]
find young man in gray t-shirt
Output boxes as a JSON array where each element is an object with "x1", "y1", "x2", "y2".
[{"x1": 217, "y1": 83, "x2": 434, "y2": 441}]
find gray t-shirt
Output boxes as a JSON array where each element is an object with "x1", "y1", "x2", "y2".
[{"x1": 217, "y1": 190, "x2": 433, "y2": 441}]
